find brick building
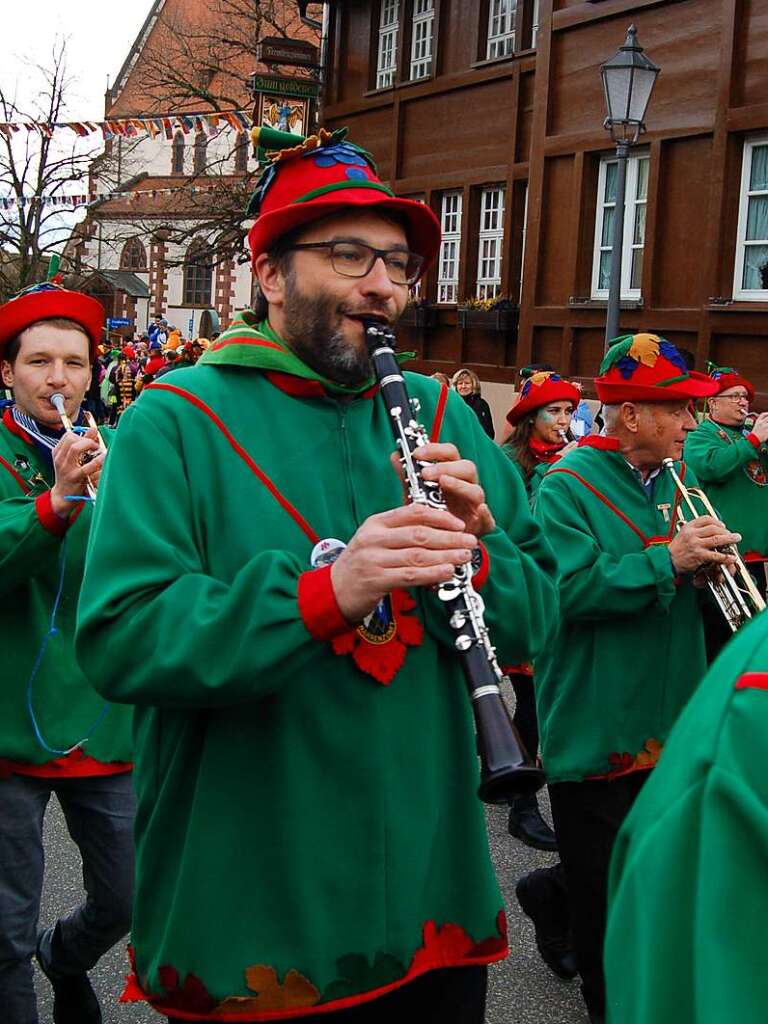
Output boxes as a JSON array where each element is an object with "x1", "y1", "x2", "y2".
[
  {"x1": 65, "y1": 0, "x2": 320, "y2": 341},
  {"x1": 320, "y1": 0, "x2": 768, "y2": 409}
]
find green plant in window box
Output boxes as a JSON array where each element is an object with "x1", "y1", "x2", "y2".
[{"x1": 457, "y1": 295, "x2": 519, "y2": 332}]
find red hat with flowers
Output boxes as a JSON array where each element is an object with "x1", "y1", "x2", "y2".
[
  {"x1": 506, "y1": 371, "x2": 581, "y2": 425},
  {"x1": 0, "y1": 258, "x2": 104, "y2": 361},
  {"x1": 707, "y1": 364, "x2": 755, "y2": 403},
  {"x1": 245, "y1": 126, "x2": 440, "y2": 274},
  {"x1": 595, "y1": 333, "x2": 719, "y2": 403}
]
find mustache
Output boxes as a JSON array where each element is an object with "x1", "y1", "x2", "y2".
[{"x1": 339, "y1": 304, "x2": 393, "y2": 324}]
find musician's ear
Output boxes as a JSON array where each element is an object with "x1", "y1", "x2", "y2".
[
  {"x1": 254, "y1": 252, "x2": 286, "y2": 308},
  {"x1": 1, "y1": 359, "x2": 13, "y2": 388},
  {"x1": 621, "y1": 401, "x2": 640, "y2": 433}
]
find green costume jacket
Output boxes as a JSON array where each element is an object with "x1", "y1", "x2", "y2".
[
  {"x1": 606, "y1": 609, "x2": 768, "y2": 1023},
  {"x1": 0, "y1": 408, "x2": 131, "y2": 770},
  {"x1": 75, "y1": 318, "x2": 558, "y2": 1021},
  {"x1": 683, "y1": 417, "x2": 768, "y2": 557},
  {"x1": 533, "y1": 436, "x2": 707, "y2": 783}
]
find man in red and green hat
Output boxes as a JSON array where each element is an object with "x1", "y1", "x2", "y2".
[
  {"x1": 531, "y1": 333, "x2": 735, "y2": 1024},
  {"x1": 75, "y1": 126, "x2": 558, "y2": 1022},
  {"x1": 0, "y1": 280, "x2": 134, "y2": 1024},
  {"x1": 683, "y1": 365, "x2": 768, "y2": 660}
]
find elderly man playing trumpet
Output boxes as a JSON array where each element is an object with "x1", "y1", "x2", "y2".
[
  {"x1": 683, "y1": 365, "x2": 768, "y2": 660},
  {"x1": 531, "y1": 334, "x2": 737, "y2": 1024},
  {"x1": 0, "y1": 280, "x2": 133, "y2": 1024}
]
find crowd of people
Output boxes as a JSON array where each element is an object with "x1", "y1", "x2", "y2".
[{"x1": 1, "y1": 121, "x2": 768, "y2": 1024}]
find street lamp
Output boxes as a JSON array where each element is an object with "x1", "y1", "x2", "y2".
[{"x1": 601, "y1": 25, "x2": 660, "y2": 349}]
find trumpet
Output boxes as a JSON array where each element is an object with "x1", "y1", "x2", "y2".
[
  {"x1": 662, "y1": 458, "x2": 765, "y2": 632},
  {"x1": 49, "y1": 393, "x2": 105, "y2": 500}
]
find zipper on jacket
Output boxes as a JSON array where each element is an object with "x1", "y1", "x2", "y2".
[{"x1": 338, "y1": 403, "x2": 362, "y2": 527}]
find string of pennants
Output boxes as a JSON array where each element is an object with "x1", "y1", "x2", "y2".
[
  {"x1": 0, "y1": 109, "x2": 253, "y2": 141},
  {"x1": 0, "y1": 182, "x2": 232, "y2": 211}
]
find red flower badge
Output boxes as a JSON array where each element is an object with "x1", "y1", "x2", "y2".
[{"x1": 331, "y1": 588, "x2": 423, "y2": 685}]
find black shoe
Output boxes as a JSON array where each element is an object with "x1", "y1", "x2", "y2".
[
  {"x1": 508, "y1": 795, "x2": 558, "y2": 852},
  {"x1": 36, "y1": 930, "x2": 102, "y2": 1024},
  {"x1": 516, "y1": 868, "x2": 578, "y2": 981}
]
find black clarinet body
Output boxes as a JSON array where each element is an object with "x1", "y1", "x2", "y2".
[{"x1": 362, "y1": 317, "x2": 544, "y2": 803}]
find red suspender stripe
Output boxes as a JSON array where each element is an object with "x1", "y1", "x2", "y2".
[
  {"x1": 146, "y1": 383, "x2": 320, "y2": 545},
  {"x1": 735, "y1": 673, "x2": 768, "y2": 691},
  {"x1": 209, "y1": 335, "x2": 285, "y2": 354},
  {"x1": 546, "y1": 468, "x2": 649, "y2": 545},
  {"x1": 430, "y1": 383, "x2": 449, "y2": 442},
  {"x1": 0, "y1": 454, "x2": 30, "y2": 493}
]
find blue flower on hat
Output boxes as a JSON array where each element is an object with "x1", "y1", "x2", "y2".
[
  {"x1": 345, "y1": 167, "x2": 368, "y2": 181},
  {"x1": 312, "y1": 142, "x2": 369, "y2": 169},
  {"x1": 658, "y1": 340, "x2": 688, "y2": 374}
]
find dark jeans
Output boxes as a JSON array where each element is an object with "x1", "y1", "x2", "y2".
[
  {"x1": 169, "y1": 965, "x2": 487, "y2": 1024},
  {"x1": 549, "y1": 772, "x2": 648, "y2": 1017},
  {"x1": 510, "y1": 673, "x2": 539, "y2": 762},
  {"x1": 0, "y1": 771, "x2": 135, "y2": 1024}
]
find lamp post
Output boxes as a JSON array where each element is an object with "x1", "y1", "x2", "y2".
[{"x1": 601, "y1": 25, "x2": 660, "y2": 350}]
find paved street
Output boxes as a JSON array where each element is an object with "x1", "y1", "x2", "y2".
[{"x1": 36, "y1": 794, "x2": 585, "y2": 1024}]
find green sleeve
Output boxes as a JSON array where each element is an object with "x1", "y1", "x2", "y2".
[
  {"x1": 534, "y1": 472, "x2": 677, "y2": 620},
  {"x1": 607, "y1": 767, "x2": 768, "y2": 1023},
  {"x1": 76, "y1": 401, "x2": 340, "y2": 710},
  {"x1": 419, "y1": 399, "x2": 559, "y2": 668},
  {"x1": 0, "y1": 494, "x2": 67, "y2": 596},
  {"x1": 684, "y1": 424, "x2": 759, "y2": 483}
]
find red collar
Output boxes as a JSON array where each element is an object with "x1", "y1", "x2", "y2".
[
  {"x1": 578, "y1": 435, "x2": 621, "y2": 451},
  {"x1": 2, "y1": 408, "x2": 34, "y2": 446},
  {"x1": 528, "y1": 437, "x2": 565, "y2": 463},
  {"x1": 265, "y1": 371, "x2": 378, "y2": 401}
]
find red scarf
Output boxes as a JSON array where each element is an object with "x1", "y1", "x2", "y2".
[{"x1": 528, "y1": 437, "x2": 566, "y2": 464}]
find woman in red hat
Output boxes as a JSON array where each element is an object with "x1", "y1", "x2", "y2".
[{"x1": 504, "y1": 371, "x2": 581, "y2": 498}]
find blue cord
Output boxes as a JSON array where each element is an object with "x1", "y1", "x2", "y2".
[{"x1": 26, "y1": 536, "x2": 109, "y2": 756}]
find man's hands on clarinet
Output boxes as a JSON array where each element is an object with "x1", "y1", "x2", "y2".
[
  {"x1": 330, "y1": 443, "x2": 489, "y2": 624},
  {"x1": 668, "y1": 515, "x2": 741, "y2": 578},
  {"x1": 50, "y1": 428, "x2": 105, "y2": 519}
]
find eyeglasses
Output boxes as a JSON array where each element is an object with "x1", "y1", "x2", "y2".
[
  {"x1": 287, "y1": 241, "x2": 424, "y2": 286},
  {"x1": 715, "y1": 393, "x2": 749, "y2": 403}
]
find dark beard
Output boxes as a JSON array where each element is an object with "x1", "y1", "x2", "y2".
[{"x1": 280, "y1": 272, "x2": 390, "y2": 386}]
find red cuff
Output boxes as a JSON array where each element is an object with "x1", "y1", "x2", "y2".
[
  {"x1": 298, "y1": 565, "x2": 351, "y2": 641},
  {"x1": 746, "y1": 432, "x2": 761, "y2": 450},
  {"x1": 35, "y1": 492, "x2": 70, "y2": 537},
  {"x1": 473, "y1": 542, "x2": 490, "y2": 590}
]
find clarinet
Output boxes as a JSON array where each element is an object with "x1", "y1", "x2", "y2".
[{"x1": 362, "y1": 318, "x2": 544, "y2": 804}]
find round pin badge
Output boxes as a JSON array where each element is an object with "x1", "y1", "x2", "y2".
[{"x1": 310, "y1": 538, "x2": 347, "y2": 569}]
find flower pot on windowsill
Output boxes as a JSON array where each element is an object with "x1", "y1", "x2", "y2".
[
  {"x1": 399, "y1": 303, "x2": 437, "y2": 328},
  {"x1": 457, "y1": 305, "x2": 519, "y2": 332}
]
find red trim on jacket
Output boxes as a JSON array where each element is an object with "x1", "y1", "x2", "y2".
[
  {"x1": 743, "y1": 550, "x2": 768, "y2": 563},
  {"x1": 577, "y1": 435, "x2": 621, "y2": 451},
  {"x1": 209, "y1": 335, "x2": 285, "y2": 354},
  {"x1": 146, "y1": 383, "x2": 320, "y2": 545},
  {"x1": 1, "y1": 753, "x2": 132, "y2": 779},
  {"x1": 0, "y1": 453, "x2": 31, "y2": 493},
  {"x1": 430, "y1": 383, "x2": 448, "y2": 441},
  {"x1": 735, "y1": 672, "x2": 768, "y2": 691},
  {"x1": 2, "y1": 407, "x2": 35, "y2": 446},
  {"x1": 264, "y1": 372, "x2": 377, "y2": 401},
  {"x1": 297, "y1": 566, "x2": 351, "y2": 641},
  {"x1": 34, "y1": 491, "x2": 69, "y2": 536},
  {"x1": 546, "y1": 463, "x2": 686, "y2": 547},
  {"x1": 473, "y1": 542, "x2": 490, "y2": 590},
  {"x1": 746, "y1": 432, "x2": 761, "y2": 450}
]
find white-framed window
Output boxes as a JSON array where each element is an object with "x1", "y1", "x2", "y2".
[
  {"x1": 520, "y1": 183, "x2": 528, "y2": 302},
  {"x1": 377, "y1": 0, "x2": 400, "y2": 89},
  {"x1": 531, "y1": 0, "x2": 540, "y2": 47},
  {"x1": 476, "y1": 186, "x2": 505, "y2": 299},
  {"x1": 591, "y1": 151, "x2": 649, "y2": 300},
  {"x1": 438, "y1": 191, "x2": 462, "y2": 303},
  {"x1": 410, "y1": 0, "x2": 435, "y2": 79},
  {"x1": 487, "y1": 0, "x2": 516, "y2": 59},
  {"x1": 733, "y1": 136, "x2": 768, "y2": 300}
]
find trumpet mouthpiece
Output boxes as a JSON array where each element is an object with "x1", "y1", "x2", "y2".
[{"x1": 49, "y1": 393, "x2": 65, "y2": 413}]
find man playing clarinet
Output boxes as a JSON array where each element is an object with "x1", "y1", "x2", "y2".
[
  {"x1": 76, "y1": 127, "x2": 558, "y2": 1023},
  {"x1": 0, "y1": 280, "x2": 133, "y2": 1024}
]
